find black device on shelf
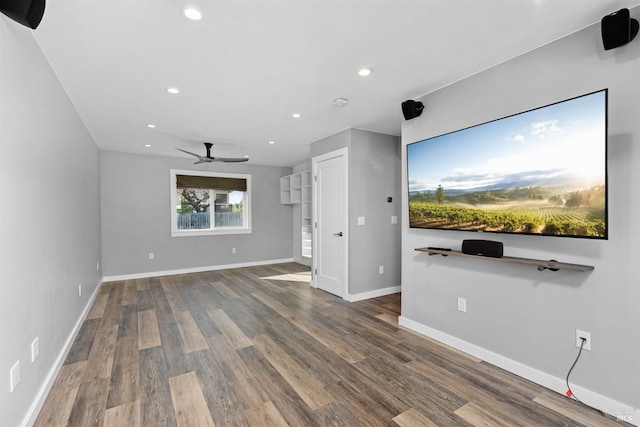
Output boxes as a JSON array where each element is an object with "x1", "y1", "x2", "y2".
[{"x1": 461, "y1": 240, "x2": 503, "y2": 258}]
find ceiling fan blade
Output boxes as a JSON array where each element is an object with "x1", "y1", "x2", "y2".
[
  {"x1": 175, "y1": 148, "x2": 199, "y2": 157},
  {"x1": 213, "y1": 157, "x2": 249, "y2": 163},
  {"x1": 176, "y1": 148, "x2": 208, "y2": 162}
]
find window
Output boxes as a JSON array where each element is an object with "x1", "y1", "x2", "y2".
[{"x1": 170, "y1": 170, "x2": 251, "y2": 236}]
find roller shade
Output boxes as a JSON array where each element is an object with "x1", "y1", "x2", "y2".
[{"x1": 176, "y1": 175, "x2": 247, "y2": 192}]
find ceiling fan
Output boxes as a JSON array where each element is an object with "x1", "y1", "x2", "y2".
[{"x1": 176, "y1": 142, "x2": 249, "y2": 164}]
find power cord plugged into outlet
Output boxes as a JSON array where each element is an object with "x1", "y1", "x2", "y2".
[
  {"x1": 565, "y1": 336, "x2": 606, "y2": 416},
  {"x1": 575, "y1": 330, "x2": 591, "y2": 351}
]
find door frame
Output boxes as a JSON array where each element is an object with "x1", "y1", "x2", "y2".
[{"x1": 311, "y1": 147, "x2": 349, "y2": 298}]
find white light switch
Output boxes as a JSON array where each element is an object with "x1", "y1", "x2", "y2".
[
  {"x1": 357, "y1": 216, "x2": 365, "y2": 225},
  {"x1": 457, "y1": 297, "x2": 467, "y2": 313},
  {"x1": 391, "y1": 216, "x2": 398, "y2": 224},
  {"x1": 9, "y1": 361, "x2": 20, "y2": 393},
  {"x1": 31, "y1": 338, "x2": 39, "y2": 363}
]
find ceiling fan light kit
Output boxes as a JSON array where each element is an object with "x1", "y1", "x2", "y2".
[{"x1": 176, "y1": 143, "x2": 249, "y2": 164}]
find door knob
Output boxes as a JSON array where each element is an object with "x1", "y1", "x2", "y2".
[{"x1": 333, "y1": 232, "x2": 343, "y2": 237}]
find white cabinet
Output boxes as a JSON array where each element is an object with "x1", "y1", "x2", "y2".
[{"x1": 281, "y1": 171, "x2": 312, "y2": 260}]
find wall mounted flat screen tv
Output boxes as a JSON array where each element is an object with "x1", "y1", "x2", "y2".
[{"x1": 407, "y1": 89, "x2": 608, "y2": 239}]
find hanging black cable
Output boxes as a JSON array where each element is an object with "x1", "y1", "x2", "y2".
[{"x1": 565, "y1": 337, "x2": 606, "y2": 416}]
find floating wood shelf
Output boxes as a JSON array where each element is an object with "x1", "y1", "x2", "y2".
[{"x1": 415, "y1": 247, "x2": 594, "y2": 272}]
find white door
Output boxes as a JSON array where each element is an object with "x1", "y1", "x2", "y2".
[{"x1": 313, "y1": 148, "x2": 348, "y2": 297}]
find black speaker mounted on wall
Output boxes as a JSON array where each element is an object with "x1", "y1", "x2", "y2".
[
  {"x1": 402, "y1": 100, "x2": 424, "y2": 121},
  {"x1": 601, "y1": 8, "x2": 638, "y2": 50},
  {"x1": 0, "y1": 0, "x2": 45, "y2": 29}
]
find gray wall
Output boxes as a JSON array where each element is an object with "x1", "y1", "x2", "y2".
[
  {"x1": 310, "y1": 129, "x2": 351, "y2": 158},
  {"x1": 0, "y1": 20, "x2": 102, "y2": 427},
  {"x1": 401, "y1": 9, "x2": 640, "y2": 411},
  {"x1": 349, "y1": 129, "x2": 402, "y2": 294},
  {"x1": 100, "y1": 151, "x2": 293, "y2": 277},
  {"x1": 311, "y1": 129, "x2": 402, "y2": 297}
]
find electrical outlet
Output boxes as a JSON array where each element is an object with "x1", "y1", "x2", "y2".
[
  {"x1": 391, "y1": 216, "x2": 398, "y2": 224},
  {"x1": 576, "y1": 330, "x2": 591, "y2": 351},
  {"x1": 358, "y1": 216, "x2": 365, "y2": 226},
  {"x1": 96, "y1": 261, "x2": 100, "y2": 271},
  {"x1": 379, "y1": 265, "x2": 384, "y2": 274},
  {"x1": 232, "y1": 248, "x2": 236, "y2": 254},
  {"x1": 148, "y1": 252, "x2": 154, "y2": 260},
  {"x1": 78, "y1": 284, "x2": 82, "y2": 297},
  {"x1": 31, "y1": 337, "x2": 40, "y2": 363},
  {"x1": 9, "y1": 361, "x2": 20, "y2": 393},
  {"x1": 457, "y1": 297, "x2": 467, "y2": 313}
]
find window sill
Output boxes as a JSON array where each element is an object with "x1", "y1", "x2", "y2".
[{"x1": 171, "y1": 228, "x2": 252, "y2": 237}]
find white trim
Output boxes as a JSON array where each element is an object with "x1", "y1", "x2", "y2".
[
  {"x1": 398, "y1": 316, "x2": 640, "y2": 426},
  {"x1": 293, "y1": 256, "x2": 312, "y2": 268},
  {"x1": 345, "y1": 285, "x2": 401, "y2": 302},
  {"x1": 21, "y1": 281, "x2": 103, "y2": 427},
  {"x1": 312, "y1": 147, "x2": 349, "y2": 298},
  {"x1": 102, "y1": 258, "x2": 294, "y2": 282},
  {"x1": 171, "y1": 228, "x2": 252, "y2": 237}
]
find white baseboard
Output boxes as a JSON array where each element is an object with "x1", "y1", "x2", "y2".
[
  {"x1": 293, "y1": 257, "x2": 312, "y2": 267},
  {"x1": 102, "y1": 258, "x2": 295, "y2": 282},
  {"x1": 398, "y1": 316, "x2": 639, "y2": 426},
  {"x1": 22, "y1": 281, "x2": 103, "y2": 427},
  {"x1": 345, "y1": 285, "x2": 401, "y2": 302}
]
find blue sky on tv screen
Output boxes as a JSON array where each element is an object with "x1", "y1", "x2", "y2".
[{"x1": 407, "y1": 90, "x2": 606, "y2": 194}]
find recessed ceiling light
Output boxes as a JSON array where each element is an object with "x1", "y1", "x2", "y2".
[
  {"x1": 144, "y1": 144, "x2": 152, "y2": 148},
  {"x1": 166, "y1": 87, "x2": 180, "y2": 94},
  {"x1": 268, "y1": 141, "x2": 276, "y2": 145},
  {"x1": 292, "y1": 113, "x2": 301, "y2": 118},
  {"x1": 182, "y1": 6, "x2": 202, "y2": 21},
  {"x1": 358, "y1": 67, "x2": 373, "y2": 77},
  {"x1": 146, "y1": 124, "x2": 156, "y2": 128}
]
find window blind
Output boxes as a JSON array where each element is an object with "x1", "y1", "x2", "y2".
[{"x1": 176, "y1": 175, "x2": 247, "y2": 192}]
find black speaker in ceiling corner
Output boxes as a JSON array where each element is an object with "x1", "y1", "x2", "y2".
[
  {"x1": 402, "y1": 100, "x2": 424, "y2": 121},
  {"x1": 462, "y1": 239, "x2": 504, "y2": 258},
  {"x1": 601, "y1": 8, "x2": 639, "y2": 50},
  {"x1": 0, "y1": 0, "x2": 45, "y2": 29}
]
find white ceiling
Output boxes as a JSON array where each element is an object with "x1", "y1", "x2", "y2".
[{"x1": 33, "y1": 0, "x2": 638, "y2": 167}]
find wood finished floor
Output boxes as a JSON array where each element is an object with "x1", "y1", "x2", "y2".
[{"x1": 35, "y1": 262, "x2": 625, "y2": 427}]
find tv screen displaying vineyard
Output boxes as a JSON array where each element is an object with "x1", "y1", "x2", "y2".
[{"x1": 407, "y1": 89, "x2": 608, "y2": 239}]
